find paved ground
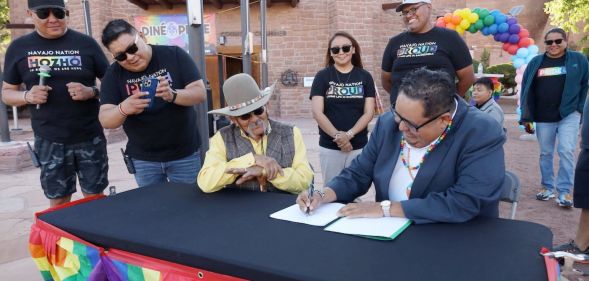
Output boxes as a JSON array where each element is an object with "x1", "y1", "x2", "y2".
[{"x1": 0, "y1": 101, "x2": 585, "y2": 280}]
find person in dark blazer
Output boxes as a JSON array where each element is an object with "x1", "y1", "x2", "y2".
[{"x1": 297, "y1": 68, "x2": 506, "y2": 224}]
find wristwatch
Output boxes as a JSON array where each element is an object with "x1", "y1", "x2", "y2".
[
  {"x1": 380, "y1": 200, "x2": 391, "y2": 217},
  {"x1": 91, "y1": 86, "x2": 99, "y2": 98}
]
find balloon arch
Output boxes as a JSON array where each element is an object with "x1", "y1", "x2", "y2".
[{"x1": 436, "y1": 7, "x2": 538, "y2": 128}]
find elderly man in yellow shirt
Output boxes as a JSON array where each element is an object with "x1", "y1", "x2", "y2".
[{"x1": 198, "y1": 73, "x2": 314, "y2": 193}]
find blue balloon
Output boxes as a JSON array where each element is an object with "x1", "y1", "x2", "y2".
[
  {"x1": 509, "y1": 24, "x2": 521, "y2": 34},
  {"x1": 507, "y1": 17, "x2": 518, "y2": 25},
  {"x1": 508, "y1": 34, "x2": 520, "y2": 44},
  {"x1": 495, "y1": 14, "x2": 507, "y2": 24},
  {"x1": 513, "y1": 58, "x2": 525, "y2": 69},
  {"x1": 526, "y1": 54, "x2": 535, "y2": 63},
  {"x1": 499, "y1": 32, "x2": 510, "y2": 43},
  {"x1": 493, "y1": 34, "x2": 501, "y2": 41},
  {"x1": 511, "y1": 55, "x2": 518, "y2": 62},
  {"x1": 516, "y1": 47, "x2": 529, "y2": 58},
  {"x1": 490, "y1": 9, "x2": 501, "y2": 16},
  {"x1": 488, "y1": 24, "x2": 498, "y2": 34},
  {"x1": 498, "y1": 22, "x2": 509, "y2": 33},
  {"x1": 528, "y1": 44, "x2": 539, "y2": 55},
  {"x1": 482, "y1": 27, "x2": 490, "y2": 36}
]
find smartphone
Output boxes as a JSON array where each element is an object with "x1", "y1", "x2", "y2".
[{"x1": 140, "y1": 78, "x2": 159, "y2": 109}]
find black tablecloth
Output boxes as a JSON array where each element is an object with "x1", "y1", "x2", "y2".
[{"x1": 39, "y1": 183, "x2": 552, "y2": 281}]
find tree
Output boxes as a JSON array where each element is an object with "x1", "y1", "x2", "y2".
[
  {"x1": 480, "y1": 48, "x2": 490, "y2": 70},
  {"x1": 545, "y1": 0, "x2": 589, "y2": 33},
  {"x1": 0, "y1": 0, "x2": 9, "y2": 52}
]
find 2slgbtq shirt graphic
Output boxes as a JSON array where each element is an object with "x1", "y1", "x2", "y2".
[
  {"x1": 396, "y1": 42, "x2": 438, "y2": 58},
  {"x1": 27, "y1": 49, "x2": 83, "y2": 72},
  {"x1": 326, "y1": 81, "x2": 365, "y2": 100}
]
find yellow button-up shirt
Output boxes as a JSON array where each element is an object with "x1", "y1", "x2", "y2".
[{"x1": 197, "y1": 126, "x2": 313, "y2": 194}]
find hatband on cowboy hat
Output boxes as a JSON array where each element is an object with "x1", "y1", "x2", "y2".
[{"x1": 208, "y1": 73, "x2": 275, "y2": 117}]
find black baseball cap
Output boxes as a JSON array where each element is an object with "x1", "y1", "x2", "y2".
[{"x1": 28, "y1": 0, "x2": 66, "y2": 10}]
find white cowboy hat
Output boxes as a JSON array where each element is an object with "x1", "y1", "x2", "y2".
[{"x1": 208, "y1": 73, "x2": 275, "y2": 117}]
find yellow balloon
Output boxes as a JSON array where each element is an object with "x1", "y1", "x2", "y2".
[
  {"x1": 453, "y1": 9, "x2": 461, "y2": 16},
  {"x1": 463, "y1": 8, "x2": 472, "y2": 14},
  {"x1": 468, "y1": 13, "x2": 479, "y2": 23},
  {"x1": 456, "y1": 26, "x2": 465, "y2": 35},
  {"x1": 460, "y1": 19, "x2": 470, "y2": 29}
]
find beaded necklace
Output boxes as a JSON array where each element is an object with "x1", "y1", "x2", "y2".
[{"x1": 400, "y1": 118, "x2": 453, "y2": 197}]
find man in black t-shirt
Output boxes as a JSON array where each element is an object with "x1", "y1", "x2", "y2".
[
  {"x1": 2, "y1": 0, "x2": 109, "y2": 207},
  {"x1": 382, "y1": 0, "x2": 474, "y2": 104},
  {"x1": 99, "y1": 19, "x2": 206, "y2": 187}
]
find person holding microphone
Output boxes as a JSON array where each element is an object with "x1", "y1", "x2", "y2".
[{"x1": 2, "y1": 0, "x2": 110, "y2": 207}]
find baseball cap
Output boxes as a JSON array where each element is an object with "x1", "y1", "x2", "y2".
[
  {"x1": 393, "y1": 0, "x2": 431, "y2": 12},
  {"x1": 28, "y1": 0, "x2": 66, "y2": 10}
]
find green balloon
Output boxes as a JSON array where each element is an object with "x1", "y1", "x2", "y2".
[
  {"x1": 468, "y1": 25, "x2": 478, "y2": 33},
  {"x1": 474, "y1": 19, "x2": 484, "y2": 30},
  {"x1": 479, "y1": 8, "x2": 490, "y2": 19},
  {"x1": 483, "y1": 15, "x2": 495, "y2": 26},
  {"x1": 473, "y1": 7, "x2": 481, "y2": 15}
]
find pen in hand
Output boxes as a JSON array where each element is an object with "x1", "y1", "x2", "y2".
[{"x1": 305, "y1": 184, "x2": 314, "y2": 215}]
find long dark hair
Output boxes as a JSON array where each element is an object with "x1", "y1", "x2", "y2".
[{"x1": 324, "y1": 31, "x2": 363, "y2": 68}]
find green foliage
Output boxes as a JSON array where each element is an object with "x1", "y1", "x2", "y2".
[
  {"x1": 485, "y1": 63, "x2": 517, "y2": 93},
  {"x1": 480, "y1": 48, "x2": 490, "y2": 69},
  {"x1": 582, "y1": 47, "x2": 589, "y2": 57},
  {"x1": 545, "y1": 0, "x2": 589, "y2": 34},
  {"x1": 472, "y1": 59, "x2": 480, "y2": 73},
  {"x1": 0, "y1": 0, "x2": 9, "y2": 53}
]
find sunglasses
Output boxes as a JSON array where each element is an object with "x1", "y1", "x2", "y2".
[
  {"x1": 392, "y1": 107, "x2": 447, "y2": 133},
  {"x1": 330, "y1": 45, "x2": 352, "y2": 55},
  {"x1": 238, "y1": 106, "x2": 265, "y2": 121},
  {"x1": 544, "y1": 39, "x2": 564, "y2": 45},
  {"x1": 33, "y1": 8, "x2": 67, "y2": 20},
  {"x1": 113, "y1": 34, "x2": 140, "y2": 62}
]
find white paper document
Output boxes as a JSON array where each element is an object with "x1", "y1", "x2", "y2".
[
  {"x1": 324, "y1": 216, "x2": 411, "y2": 240},
  {"x1": 270, "y1": 203, "x2": 345, "y2": 226}
]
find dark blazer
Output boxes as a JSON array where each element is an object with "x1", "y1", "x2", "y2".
[{"x1": 328, "y1": 97, "x2": 506, "y2": 224}]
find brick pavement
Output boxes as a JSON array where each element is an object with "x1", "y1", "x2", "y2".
[{"x1": 0, "y1": 107, "x2": 582, "y2": 280}]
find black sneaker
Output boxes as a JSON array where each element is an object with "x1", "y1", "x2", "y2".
[{"x1": 553, "y1": 240, "x2": 589, "y2": 264}]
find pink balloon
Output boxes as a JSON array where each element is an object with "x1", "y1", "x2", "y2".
[{"x1": 519, "y1": 28, "x2": 530, "y2": 38}]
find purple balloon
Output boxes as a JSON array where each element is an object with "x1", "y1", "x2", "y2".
[
  {"x1": 509, "y1": 34, "x2": 520, "y2": 44},
  {"x1": 499, "y1": 32, "x2": 510, "y2": 43},
  {"x1": 509, "y1": 24, "x2": 521, "y2": 34},
  {"x1": 507, "y1": 17, "x2": 517, "y2": 25}
]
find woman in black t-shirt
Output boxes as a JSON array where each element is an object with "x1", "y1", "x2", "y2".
[{"x1": 310, "y1": 31, "x2": 376, "y2": 185}]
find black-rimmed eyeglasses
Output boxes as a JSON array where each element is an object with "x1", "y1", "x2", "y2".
[
  {"x1": 33, "y1": 8, "x2": 68, "y2": 20},
  {"x1": 238, "y1": 106, "x2": 266, "y2": 121},
  {"x1": 399, "y1": 3, "x2": 427, "y2": 17},
  {"x1": 113, "y1": 34, "x2": 140, "y2": 62},
  {"x1": 392, "y1": 107, "x2": 447, "y2": 133}
]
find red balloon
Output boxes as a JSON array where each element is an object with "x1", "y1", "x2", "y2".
[
  {"x1": 503, "y1": 42, "x2": 511, "y2": 51},
  {"x1": 518, "y1": 37, "x2": 531, "y2": 48},
  {"x1": 507, "y1": 44, "x2": 519, "y2": 55},
  {"x1": 519, "y1": 28, "x2": 530, "y2": 38},
  {"x1": 436, "y1": 17, "x2": 446, "y2": 27}
]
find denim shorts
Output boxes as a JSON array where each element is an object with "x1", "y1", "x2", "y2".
[{"x1": 35, "y1": 135, "x2": 109, "y2": 199}]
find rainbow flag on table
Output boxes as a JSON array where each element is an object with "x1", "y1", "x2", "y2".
[{"x1": 29, "y1": 196, "x2": 246, "y2": 281}]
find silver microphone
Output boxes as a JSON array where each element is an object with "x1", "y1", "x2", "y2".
[{"x1": 36, "y1": 65, "x2": 51, "y2": 109}]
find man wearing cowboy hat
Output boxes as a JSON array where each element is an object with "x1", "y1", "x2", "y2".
[{"x1": 198, "y1": 73, "x2": 314, "y2": 193}]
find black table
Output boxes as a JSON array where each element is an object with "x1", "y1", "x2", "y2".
[{"x1": 39, "y1": 183, "x2": 552, "y2": 281}]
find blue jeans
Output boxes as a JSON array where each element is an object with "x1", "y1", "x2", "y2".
[
  {"x1": 536, "y1": 112, "x2": 581, "y2": 194},
  {"x1": 132, "y1": 152, "x2": 201, "y2": 187}
]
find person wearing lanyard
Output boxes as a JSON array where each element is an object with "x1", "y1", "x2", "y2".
[{"x1": 298, "y1": 68, "x2": 505, "y2": 224}]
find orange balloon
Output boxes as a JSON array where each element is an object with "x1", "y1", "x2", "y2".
[
  {"x1": 446, "y1": 23, "x2": 456, "y2": 30},
  {"x1": 451, "y1": 15, "x2": 462, "y2": 25},
  {"x1": 444, "y1": 13, "x2": 453, "y2": 23}
]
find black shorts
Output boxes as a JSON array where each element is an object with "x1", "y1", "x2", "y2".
[
  {"x1": 35, "y1": 135, "x2": 109, "y2": 199},
  {"x1": 574, "y1": 149, "x2": 589, "y2": 208}
]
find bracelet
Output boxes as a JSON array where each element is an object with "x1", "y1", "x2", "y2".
[
  {"x1": 23, "y1": 90, "x2": 30, "y2": 104},
  {"x1": 334, "y1": 132, "x2": 342, "y2": 139},
  {"x1": 314, "y1": 189, "x2": 325, "y2": 199},
  {"x1": 346, "y1": 130, "x2": 354, "y2": 138},
  {"x1": 118, "y1": 103, "x2": 128, "y2": 117},
  {"x1": 170, "y1": 89, "x2": 178, "y2": 103}
]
